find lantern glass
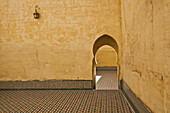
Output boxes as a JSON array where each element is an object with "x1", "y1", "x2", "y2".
[{"x1": 33, "y1": 9, "x2": 39, "y2": 19}]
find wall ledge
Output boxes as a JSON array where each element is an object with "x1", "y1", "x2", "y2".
[{"x1": 120, "y1": 80, "x2": 152, "y2": 113}]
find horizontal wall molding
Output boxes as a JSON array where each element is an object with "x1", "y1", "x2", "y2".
[
  {"x1": 120, "y1": 80, "x2": 152, "y2": 113},
  {"x1": 0, "y1": 80, "x2": 93, "y2": 90}
]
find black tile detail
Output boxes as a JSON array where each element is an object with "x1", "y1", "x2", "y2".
[
  {"x1": 84, "y1": 81, "x2": 91, "y2": 88},
  {"x1": 28, "y1": 81, "x2": 34, "y2": 89},
  {"x1": 70, "y1": 81, "x2": 76, "y2": 88},
  {"x1": 0, "y1": 80, "x2": 93, "y2": 90},
  {"x1": 121, "y1": 80, "x2": 152, "y2": 113},
  {"x1": 15, "y1": 81, "x2": 21, "y2": 89},
  {"x1": 42, "y1": 81, "x2": 48, "y2": 88},
  {"x1": 48, "y1": 80, "x2": 56, "y2": 89},
  {"x1": 56, "y1": 81, "x2": 62, "y2": 88},
  {"x1": 23, "y1": 81, "x2": 28, "y2": 89},
  {"x1": 62, "y1": 81, "x2": 69, "y2": 88}
]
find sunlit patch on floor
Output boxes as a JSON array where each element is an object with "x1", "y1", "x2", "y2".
[{"x1": 96, "y1": 75, "x2": 102, "y2": 83}]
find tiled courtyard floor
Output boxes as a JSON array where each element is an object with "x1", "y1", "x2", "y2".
[
  {"x1": 96, "y1": 70, "x2": 118, "y2": 90},
  {"x1": 0, "y1": 90, "x2": 134, "y2": 113}
]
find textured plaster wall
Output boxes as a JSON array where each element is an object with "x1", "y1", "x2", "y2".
[
  {"x1": 121, "y1": 0, "x2": 170, "y2": 112},
  {"x1": 96, "y1": 45, "x2": 117, "y2": 67},
  {"x1": 0, "y1": 0, "x2": 121, "y2": 81}
]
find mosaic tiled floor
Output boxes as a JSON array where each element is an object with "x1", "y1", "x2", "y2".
[
  {"x1": 0, "y1": 90, "x2": 134, "y2": 113},
  {"x1": 96, "y1": 70, "x2": 118, "y2": 90}
]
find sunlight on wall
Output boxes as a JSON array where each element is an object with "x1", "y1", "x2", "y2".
[
  {"x1": 96, "y1": 45, "x2": 117, "y2": 67},
  {"x1": 0, "y1": 0, "x2": 121, "y2": 81}
]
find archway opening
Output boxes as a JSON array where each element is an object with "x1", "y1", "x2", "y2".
[
  {"x1": 95, "y1": 45, "x2": 118, "y2": 90},
  {"x1": 92, "y1": 34, "x2": 119, "y2": 89}
]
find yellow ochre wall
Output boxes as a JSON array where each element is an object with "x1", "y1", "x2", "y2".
[
  {"x1": 0, "y1": 0, "x2": 169, "y2": 112},
  {"x1": 0, "y1": 0, "x2": 121, "y2": 81},
  {"x1": 121, "y1": 0, "x2": 170, "y2": 112},
  {"x1": 96, "y1": 45, "x2": 117, "y2": 67}
]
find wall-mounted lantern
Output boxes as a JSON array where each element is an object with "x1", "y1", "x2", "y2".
[{"x1": 33, "y1": 5, "x2": 39, "y2": 19}]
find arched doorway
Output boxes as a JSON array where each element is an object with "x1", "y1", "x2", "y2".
[
  {"x1": 92, "y1": 34, "x2": 119, "y2": 89},
  {"x1": 95, "y1": 45, "x2": 118, "y2": 90}
]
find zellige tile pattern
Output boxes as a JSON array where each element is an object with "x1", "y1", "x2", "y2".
[{"x1": 0, "y1": 90, "x2": 134, "y2": 113}]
